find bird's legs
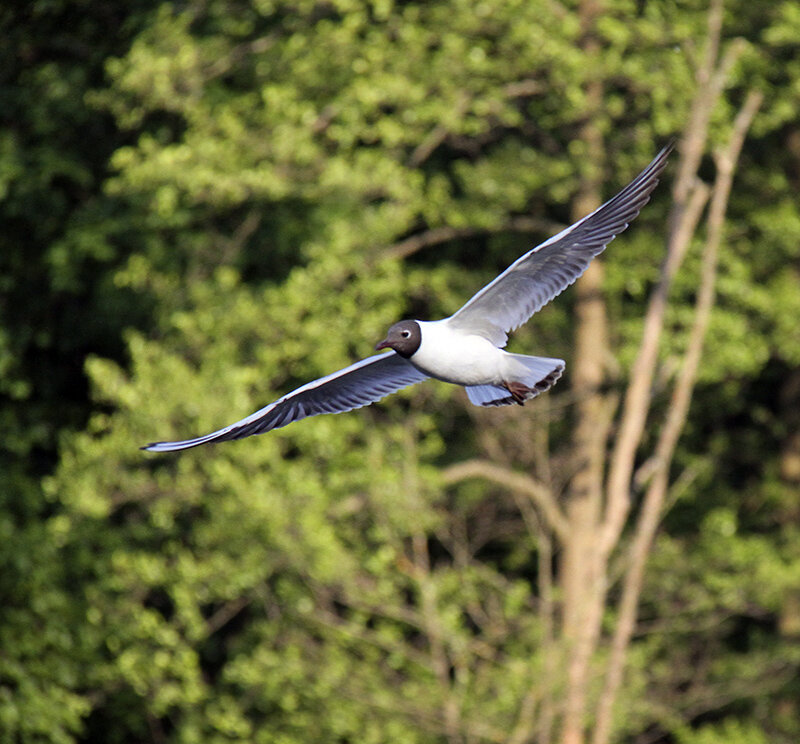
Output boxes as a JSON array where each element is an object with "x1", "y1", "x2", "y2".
[{"x1": 504, "y1": 381, "x2": 532, "y2": 406}]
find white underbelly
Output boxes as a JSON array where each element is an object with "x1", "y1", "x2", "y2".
[{"x1": 410, "y1": 321, "x2": 504, "y2": 386}]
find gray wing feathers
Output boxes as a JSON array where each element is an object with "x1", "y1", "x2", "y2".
[
  {"x1": 143, "y1": 351, "x2": 428, "y2": 452},
  {"x1": 465, "y1": 384, "x2": 517, "y2": 407},
  {"x1": 448, "y1": 144, "x2": 673, "y2": 344}
]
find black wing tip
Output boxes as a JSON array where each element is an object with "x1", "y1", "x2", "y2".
[
  {"x1": 647, "y1": 140, "x2": 676, "y2": 176},
  {"x1": 636, "y1": 141, "x2": 674, "y2": 181},
  {"x1": 610, "y1": 140, "x2": 675, "y2": 208},
  {"x1": 660, "y1": 138, "x2": 677, "y2": 155},
  {"x1": 140, "y1": 437, "x2": 208, "y2": 453},
  {"x1": 140, "y1": 440, "x2": 179, "y2": 453}
]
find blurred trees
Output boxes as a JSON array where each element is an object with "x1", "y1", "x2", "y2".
[
  {"x1": 0, "y1": 1, "x2": 159, "y2": 739},
  {"x1": 2, "y1": 1, "x2": 800, "y2": 743}
]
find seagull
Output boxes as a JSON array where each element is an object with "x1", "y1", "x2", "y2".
[{"x1": 143, "y1": 144, "x2": 672, "y2": 452}]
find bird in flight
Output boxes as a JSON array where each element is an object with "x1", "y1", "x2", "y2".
[{"x1": 143, "y1": 144, "x2": 672, "y2": 452}]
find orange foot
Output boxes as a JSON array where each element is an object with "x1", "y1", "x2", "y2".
[{"x1": 504, "y1": 381, "x2": 532, "y2": 406}]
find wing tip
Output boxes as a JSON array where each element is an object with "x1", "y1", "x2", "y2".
[
  {"x1": 140, "y1": 436, "x2": 211, "y2": 453},
  {"x1": 648, "y1": 139, "x2": 676, "y2": 178},
  {"x1": 140, "y1": 440, "x2": 185, "y2": 453}
]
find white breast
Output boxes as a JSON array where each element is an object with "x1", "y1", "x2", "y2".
[{"x1": 410, "y1": 320, "x2": 505, "y2": 386}]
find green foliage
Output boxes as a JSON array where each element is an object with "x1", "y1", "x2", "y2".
[
  {"x1": 677, "y1": 720, "x2": 770, "y2": 744},
  {"x1": 2, "y1": 0, "x2": 800, "y2": 742},
  {"x1": 0, "y1": 3, "x2": 161, "y2": 741}
]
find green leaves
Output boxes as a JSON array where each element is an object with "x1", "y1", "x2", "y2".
[{"x1": 2, "y1": 0, "x2": 800, "y2": 742}]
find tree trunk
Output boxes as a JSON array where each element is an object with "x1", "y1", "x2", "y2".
[
  {"x1": 560, "y1": 3, "x2": 608, "y2": 740},
  {"x1": 442, "y1": 6, "x2": 759, "y2": 744}
]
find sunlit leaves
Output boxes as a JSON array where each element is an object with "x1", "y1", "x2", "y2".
[{"x1": 4, "y1": 0, "x2": 799, "y2": 741}]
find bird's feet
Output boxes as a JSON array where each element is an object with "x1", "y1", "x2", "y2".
[{"x1": 504, "y1": 381, "x2": 532, "y2": 406}]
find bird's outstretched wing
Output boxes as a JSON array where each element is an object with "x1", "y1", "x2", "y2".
[
  {"x1": 142, "y1": 351, "x2": 428, "y2": 452},
  {"x1": 447, "y1": 143, "x2": 673, "y2": 346}
]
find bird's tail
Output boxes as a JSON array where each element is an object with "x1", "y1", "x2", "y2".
[{"x1": 465, "y1": 355, "x2": 564, "y2": 407}]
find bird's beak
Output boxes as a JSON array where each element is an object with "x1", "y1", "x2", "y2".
[{"x1": 375, "y1": 338, "x2": 390, "y2": 351}]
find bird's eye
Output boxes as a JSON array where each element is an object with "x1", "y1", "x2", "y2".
[{"x1": 402, "y1": 330, "x2": 411, "y2": 338}]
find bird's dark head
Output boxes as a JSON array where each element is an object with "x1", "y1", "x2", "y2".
[{"x1": 375, "y1": 320, "x2": 422, "y2": 358}]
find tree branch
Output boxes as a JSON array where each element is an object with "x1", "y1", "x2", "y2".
[
  {"x1": 205, "y1": 595, "x2": 251, "y2": 636},
  {"x1": 405, "y1": 424, "x2": 463, "y2": 744},
  {"x1": 441, "y1": 459, "x2": 569, "y2": 541},
  {"x1": 382, "y1": 216, "x2": 563, "y2": 261},
  {"x1": 408, "y1": 82, "x2": 544, "y2": 168},
  {"x1": 591, "y1": 88, "x2": 762, "y2": 744},
  {"x1": 503, "y1": 79, "x2": 545, "y2": 98},
  {"x1": 601, "y1": 1, "x2": 747, "y2": 554},
  {"x1": 506, "y1": 509, "x2": 556, "y2": 744},
  {"x1": 206, "y1": 33, "x2": 279, "y2": 79}
]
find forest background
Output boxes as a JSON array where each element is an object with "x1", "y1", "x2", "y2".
[{"x1": 2, "y1": 1, "x2": 800, "y2": 743}]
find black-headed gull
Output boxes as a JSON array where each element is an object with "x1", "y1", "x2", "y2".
[{"x1": 143, "y1": 144, "x2": 672, "y2": 452}]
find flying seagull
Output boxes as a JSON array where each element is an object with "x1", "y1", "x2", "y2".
[{"x1": 143, "y1": 144, "x2": 672, "y2": 452}]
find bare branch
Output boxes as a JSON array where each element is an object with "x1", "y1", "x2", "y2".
[
  {"x1": 507, "y1": 509, "x2": 557, "y2": 744},
  {"x1": 403, "y1": 424, "x2": 464, "y2": 744},
  {"x1": 600, "y1": 2, "x2": 747, "y2": 554},
  {"x1": 311, "y1": 604, "x2": 433, "y2": 672},
  {"x1": 409, "y1": 124, "x2": 450, "y2": 168},
  {"x1": 312, "y1": 104, "x2": 339, "y2": 134},
  {"x1": 503, "y1": 79, "x2": 545, "y2": 98},
  {"x1": 651, "y1": 90, "x2": 762, "y2": 480},
  {"x1": 411, "y1": 533, "x2": 463, "y2": 744},
  {"x1": 408, "y1": 93, "x2": 471, "y2": 168},
  {"x1": 591, "y1": 89, "x2": 762, "y2": 744},
  {"x1": 442, "y1": 459, "x2": 569, "y2": 540},
  {"x1": 695, "y1": 0, "x2": 723, "y2": 88},
  {"x1": 206, "y1": 33, "x2": 279, "y2": 79},
  {"x1": 205, "y1": 595, "x2": 251, "y2": 636},
  {"x1": 382, "y1": 216, "x2": 563, "y2": 261},
  {"x1": 408, "y1": 80, "x2": 544, "y2": 169}
]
